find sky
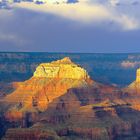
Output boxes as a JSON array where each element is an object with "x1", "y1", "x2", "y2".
[{"x1": 0, "y1": 0, "x2": 140, "y2": 53}]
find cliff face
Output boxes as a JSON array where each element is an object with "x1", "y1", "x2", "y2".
[
  {"x1": 121, "y1": 68, "x2": 140, "y2": 111},
  {"x1": 34, "y1": 57, "x2": 89, "y2": 80},
  {"x1": 124, "y1": 68, "x2": 140, "y2": 94},
  {"x1": 136, "y1": 69, "x2": 140, "y2": 83},
  {"x1": 3, "y1": 58, "x2": 140, "y2": 140},
  {"x1": 3, "y1": 57, "x2": 92, "y2": 121}
]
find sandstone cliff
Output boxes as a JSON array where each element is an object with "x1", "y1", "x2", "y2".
[
  {"x1": 3, "y1": 58, "x2": 140, "y2": 140},
  {"x1": 3, "y1": 57, "x2": 93, "y2": 121},
  {"x1": 124, "y1": 68, "x2": 140, "y2": 94},
  {"x1": 122, "y1": 68, "x2": 140, "y2": 111},
  {"x1": 34, "y1": 57, "x2": 89, "y2": 80}
]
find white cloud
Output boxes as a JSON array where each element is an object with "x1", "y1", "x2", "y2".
[
  {"x1": 121, "y1": 61, "x2": 140, "y2": 68},
  {"x1": 15, "y1": 2, "x2": 110, "y2": 22},
  {"x1": 13, "y1": 0, "x2": 140, "y2": 31},
  {"x1": 113, "y1": 15, "x2": 139, "y2": 30}
]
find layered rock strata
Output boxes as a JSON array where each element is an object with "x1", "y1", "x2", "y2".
[{"x1": 3, "y1": 57, "x2": 92, "y2": 121}]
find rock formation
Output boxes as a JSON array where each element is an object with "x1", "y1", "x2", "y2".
[
  {"x1": 3, "y1": 57, "x2": 93, "y2": 121},
  {"x1": 3, "y1": 59, "x2": 140, "y2": 140},
  {"x1": 136, "y1": 68, "x2": 140, "y2": 83},
  {"x1": 122, "y1": 68, "x2": 140, "y2": 111},
  {"x1": 33, "y1": 57, "x2": 89, "y2": 80},
  {"x1": 124, "y1": 68, "x2": 140, "y2": 94}
]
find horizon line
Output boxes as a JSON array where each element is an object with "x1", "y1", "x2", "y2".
[{"x1": 1, "y1": 51, "x2": 140, "y2": 54}]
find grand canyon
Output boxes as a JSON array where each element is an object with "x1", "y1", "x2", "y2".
[
  {"x1": 1, "y1": 54, "x2": 140, "y2": 140},
  {"x1": 0, "y1": 0, "x2": 140, "y2": 138}
]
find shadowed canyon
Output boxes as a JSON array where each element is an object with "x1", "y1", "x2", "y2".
[{"x1": 1, "y1": 55, "x2": 140, "y2": 139}]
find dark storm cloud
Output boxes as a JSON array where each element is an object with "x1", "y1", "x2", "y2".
[{"x1": 0, "y1": 7, "x2": 140, "y2": 53}]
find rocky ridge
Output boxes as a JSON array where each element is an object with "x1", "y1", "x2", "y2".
[
  {"x1": 2, "y1": 58, "x2": 140, "y2": 140},
  {"x1": 3, "y1": 57, "x2": 92, "y2": 121}
]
